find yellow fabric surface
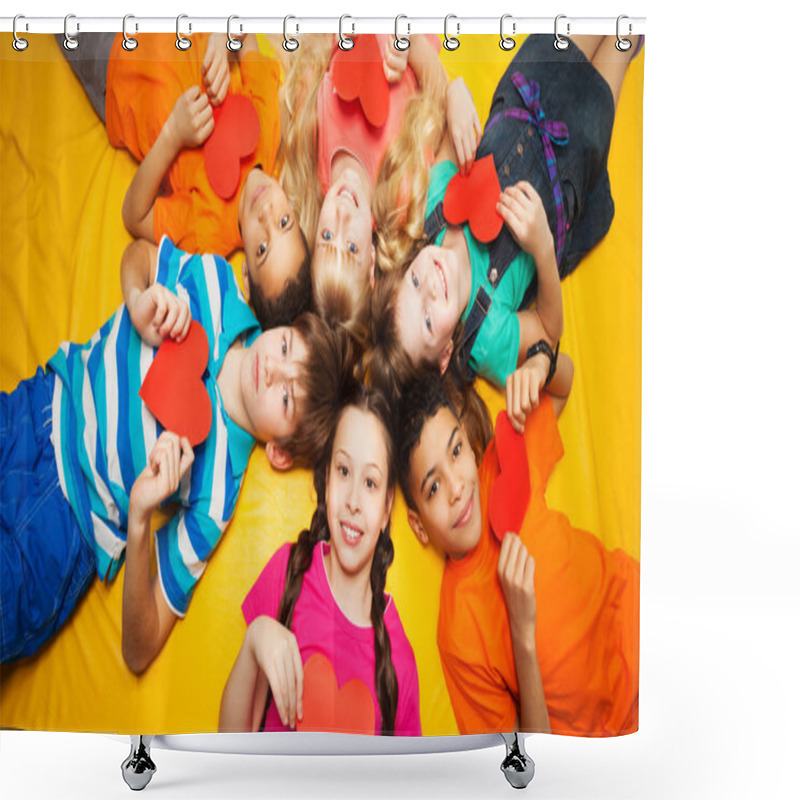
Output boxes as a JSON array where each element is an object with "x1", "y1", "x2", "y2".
[{"x1": 0, "y1": 34, "x2": 642, "y2": 735}]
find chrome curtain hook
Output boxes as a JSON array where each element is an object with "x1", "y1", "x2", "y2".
[
  {"x1": 500, "y1": 14, "x2": 516, "y2": 51},
  {"x1": 338, "y1": 15, "x2": 354, "y2": 51},
  {"x1": 63, "y1": 13, "x2": 79, "y2": 51},
  {"x1": 394, "y1": 14, "x2": 410, "y2": 51},
  {"x1": 616, "y1": 15, "x2": 632, "y2": 51},
  {"x1": 227, "y1": 15, "x2": 243, "y2": 51},
  {"x1": 554, "y1": 14, "x2": 570, "y2": 51},
  {"x1": 283, "y1": 15, "x2": 299, "y2": 52},
  {"x1": 122, "y1": 14, "x2": 138, "y2": 51},
  {"x1": 176, "y1": 14, "x2": 192, "y2": 51},
  {"x1": 12, "y1": 14, "x2": 29, "y2": 51},
  {"x1": 443, "y1": 14, "x2": 460, "y2": 51}
]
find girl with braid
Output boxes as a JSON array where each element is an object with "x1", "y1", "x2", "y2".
[{"x1": 219, "y1": 383, "x2": 421, "y2": 735}]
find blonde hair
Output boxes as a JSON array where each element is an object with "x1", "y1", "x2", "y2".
[
  {"x1": 312, "y1": 243, "x2": 370, "y2": 351},
  {"x1": 279, "y1": 34, "x2": 336, "y2": 245}
]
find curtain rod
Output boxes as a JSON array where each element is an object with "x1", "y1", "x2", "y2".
[{"x1": 1, "y1": 15, "x2": 646, "y2": 37}]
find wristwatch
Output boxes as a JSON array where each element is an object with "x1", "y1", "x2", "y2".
[{"x1": 525, "y1": 339, "x2": 560, "y2": 387}]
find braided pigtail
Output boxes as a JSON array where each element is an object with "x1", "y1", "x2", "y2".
[{"x1": 370, "y1": 525, "x2": 399, "y2": 735}]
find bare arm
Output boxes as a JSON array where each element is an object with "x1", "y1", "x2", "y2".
[
  {"x1": 219, "y1": 626, "x2": 264, "y2": 732},
  {"x1": 121, "y1": 88, "x2": 214, "y2": 241},
  {"x1": 407, "y1": 35, "x2": 448, "y2": 105},
  {"x1": 122, "y1": 432, "x2": 194, "y2": 674},
  {"x1": 497, "y1": 534, "x2": 551, "y2": 733},
  {"x1": 506, "y1": 347, "x2": 573, "y2": 433}
]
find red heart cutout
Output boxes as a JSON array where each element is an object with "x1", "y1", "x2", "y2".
[
  {"x1": 139, "y1": 320, "x2": 212, "y2": 447},
  {"x1": 331, "y1": 34, "x2": 390, "y2": 128},
  {"x1": 296, "y1": 653, "x2": 376, "y2": 734},
  {"x1": 488, "y1": 411, "x2": 531, "y2": 543},
  {"x1": 204, "y1": 93, "x2": 261, "y2": 200},
  {"x1": 443, "y1": 154, "x2": 504, "y2": 243}
]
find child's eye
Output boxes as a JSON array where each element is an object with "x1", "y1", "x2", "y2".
[
  {"x1": 428, "y1": 480, "x2": 439, "y2": 499},
  {"x1": 257, "y1": 241, "x2": 267, "y2": 257},
  {"x1": 282, "y1": 386, "x2": 289, "y2": 410},
  {"x1": 348, "y1": 242, "x2": 358, "y2": 254},
  {"x1": 281, "y1": 336, "x2": 287, "y2": 356},
  {"x1": 365, "y1": 477, "x2": 376, "y2": 490},
  {"x1": 280, "y1": 215, "x2": 290, "y2": 229},
  {"x1": 322, "y1": 229, "x2": 332, "y2": 242},
  {"x1": 425, "y1": 313, "x2": 433, "y2": 333},
  {"x1": 453, "y1": 442, "x2": 462, "y2": 459},
  {"x1": 412, "y1": 272, "x2": 419, "y2": 289},
  {"x1": 338, "y1": 465, "x2": 349, "y2": 477}
]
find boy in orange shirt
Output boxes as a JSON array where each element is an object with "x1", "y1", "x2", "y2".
[
  {"x1": 396, "y1": 370, "x2": 639, "y2": 735},
  {"x1": 65, "y1": 32, "x2": 310, "y2": 330}
]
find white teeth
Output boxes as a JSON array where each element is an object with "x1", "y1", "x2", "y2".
[
  {"x1": 436, "y1": 262, "x2": 447, "y2": 298},
  {"x1": 342, "y1": 523, "x2": 362, "y2": 543}
]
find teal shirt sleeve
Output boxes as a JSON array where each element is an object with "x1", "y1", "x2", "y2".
[{"x1": 469, "y1": 304, "x2": 521, "y2": 387}]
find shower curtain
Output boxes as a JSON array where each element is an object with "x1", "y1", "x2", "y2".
[{"x1": 0, "y1": 29, "x2": 643, "y2": 738}]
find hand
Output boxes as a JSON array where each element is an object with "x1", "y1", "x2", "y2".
[
  {"x1": 446, "y1": 77, "x2": 482, "y2": 175},
  {"x1": 496, "y1": 181, "x2": 553, "y2": 263},
  {"x1": 129, "y1": 433, "x2": 194, "y2": 525},
  {"x1": 130, "y1": 283, "x2": 192, "y2": 347},
  {"x1": 505, "y1": 354, "x2": 549, "y2": 434},
  {"x1": 202, "y1": 33, "x2": 232, "y2": 106},
  {"x1": 497, "y1": 533, "x2": 537, "y2": 650},
  {"x1": 383, "y1": 37, "x2": 410, "y2": 83},
  {"x1": 167, "y1": 86, "x2": 215, "y2": 149},
  {"x1": 247, "y1": 616, "x2": 304, "y2": 728}
]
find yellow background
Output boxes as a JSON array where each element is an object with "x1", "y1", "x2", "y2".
[{"x1": 0, "y1": 34, "x2": 643, "y2": 734}]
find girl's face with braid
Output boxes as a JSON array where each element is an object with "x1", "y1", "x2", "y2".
[{"x1": 326, "y1": 406, "x2": 394, "y2": 581}]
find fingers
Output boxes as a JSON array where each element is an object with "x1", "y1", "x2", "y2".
[
  {"x1": 149, "y1": 433, "x2": 192, "y2": 497},
  {"x1": 383, "y1": 39, "x2": 408, "y2": 82},
  {"x1": 205, "y1": 57, "x2": 230, "y2": 106},
  {"x1": 292, "y1": 642, "x2": 304, "y2": 722},
  {"x1": 178, "y1": 437, "x2": 195, "y2": 479},
  {"x1": 183, "y1": 84, "x2": 202, "y2": 103}
]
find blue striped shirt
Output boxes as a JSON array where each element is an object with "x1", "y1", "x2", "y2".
[{"x1": 48, "y1": 237, "x2": 260, "y2": 616}]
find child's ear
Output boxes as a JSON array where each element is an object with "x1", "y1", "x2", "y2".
[
  {"x1": 438, "y1": 339, "x2": 454, "y2": 376},
  {"x1": 241, "y1": 260, "x2": 252, "y2": 302},
  {"x1": 265, "y1": 442, "x2": 293, "y2": 471},
  {"x1": 407, "y1": 508, "x2": 429, "y2": 547}
]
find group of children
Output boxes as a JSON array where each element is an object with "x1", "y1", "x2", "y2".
[{"x1": 1, "y1": 31, "x2": 641, "y2": 737}]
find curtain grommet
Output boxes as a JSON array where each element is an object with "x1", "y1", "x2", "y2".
[
  {"x1": 175, "y1": 14, "x2": 192, "y2": 51},
  {"x1": 63, "y1": 13, "x2": 79, "y2": 51},
  {"x1": 121, "y1": 14, "x2": 138, "y2": 51},
  {"x1": 12, "y1": 15, "x2": 29, "y2": 51},
  {"x1": 499, "y1": 14, "x2": 516, "y2": 51},
  {"x1": 394, "y1": 14, "x2": 410, "y2": 51},
  {"x1": 554, "y1": 14, "x2": 570, "y2": 51},
  {"x1": 283, "y1": 15, "x2": 299, "y2": 52},
  {"x1": 227, "y1": 15, "x2": 243, "y2": 52},
  {"x1": 338, "y1": 15, "x2": 355, "y2": 51},
  {"x1": 616, "y1": 15, "x2": 633, "y2": 51},
  {"x1": 443, "y1": 14, "x2": 460, "y2": 51}
]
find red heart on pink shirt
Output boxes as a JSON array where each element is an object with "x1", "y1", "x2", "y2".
[
  {"x1": 331, "y1": 34, "x2": 390, "y2": 128},
  {"x1": 139, "y1": 320, "x2": 212, "y2": 447},
  {"x1": 488, "y1": 410, "x2": 530, "y2": 543},
  {"x1": 443, "y1": 154, "x2": 504, "y2": 243},
  {"x1": 296, "y1": 653, "x2": 376, "y2": 734},
  {"x1": 204, "y1": 93, "x2": 261, "y2": 200}
]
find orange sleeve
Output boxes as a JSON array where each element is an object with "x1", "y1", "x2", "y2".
[
  {"x1": 153, "y1": 193, "x2": 196, "y2": 254},
  {"x1": 523, "y1": 395, "x2": 564, "y2": 491},
  {"x1": 239, "y1": 50, "x2": 282, "y2": 178},
  {"x1": 440, "y1": 648, "x2": 517, "y2": 735}
]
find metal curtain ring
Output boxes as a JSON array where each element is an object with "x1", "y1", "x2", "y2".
[
  {"x1": 12, "y1": 15, "x2": 29, "y2": 51},
  {"x1": 338, "y1": 15, "x2": 354, "y2": 51},
  {"x1": 499, "y1": 14, "x2": 516, "y2": 51},
  {"x1": 63, "y1": 13, "x2": 79, "y2": 51},
  {"x1": 616, "y1": 15, "x2": 632, "y2": 51},
  {"x1": 394, "y1": 14, "x2": 410, "y2": 51},
  {"x1": 122, "y1": 14, "x2": 138, "y2": 51},
  {"x1": 176, "y1": 14, "x2": 192, "y2": 51},
  {"x1": 443, "y1": 14, "x2": 460, "y2": 51},
  {"x1": 283, "y1": 15, "x2": 299, "y2": 52},
  {"x1": 227, "y1": 15, "x2": 243, "y2": 51},
  {"x1": 554, "y1": 14, "x2": 570, "y2": 51}
]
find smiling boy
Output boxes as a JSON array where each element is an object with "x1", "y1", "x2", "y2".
[{"x1": 396, "y1": 373, "x2": 639, "y2": 735}]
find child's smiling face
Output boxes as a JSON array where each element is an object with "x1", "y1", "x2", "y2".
[
  {"x1": 239, "y1": 168, "x2": 306, "y2": 300},
  {"x1": 406, "y1": 405, "x2": 482, "y2": 560},
  {"x1": 326, "y1": 406, "x2": 393, "y2": 579}
]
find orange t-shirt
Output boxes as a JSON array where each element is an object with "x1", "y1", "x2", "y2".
[
  {"x1": 105, "y1": 34, "x2": 281, "y2": 257},
  {"x1": 438, "y1": 397, "x2": 640, "y2": 736}
]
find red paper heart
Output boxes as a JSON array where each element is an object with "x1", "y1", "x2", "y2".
[
  {"x1": 296, "y1": 653, "x2": 376, "y2": 734},
  {"x1": 488, "y1": 411, "x2": 531, "y2": 543},
  {"x1": 331, "y1": 34, "x2": 390, "y2": 128},
  {"x1": 204, "y1": 93, "x2": 261, "y2": 200},
  {"x1": 443, "y1": 154, "x2": 504, "y2": 243},
  {"x1": 139, "y1": 320, "x2": 212, "y2": 447}
]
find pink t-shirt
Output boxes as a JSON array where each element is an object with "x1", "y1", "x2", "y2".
[
  {"x1": 317, "y1": 34, "x2": 440, "y2": 193},
  {"x1": 242, "y1": 540, "x2": 422, "y2": 736}
]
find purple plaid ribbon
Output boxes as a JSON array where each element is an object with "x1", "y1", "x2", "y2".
[{"x1": 486, "y1": 73, "x2": 570, "y2": 265}]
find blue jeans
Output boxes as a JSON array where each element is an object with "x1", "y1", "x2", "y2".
[{"x1": 0, "y1": 368, "x2": 95, "y2": 663}]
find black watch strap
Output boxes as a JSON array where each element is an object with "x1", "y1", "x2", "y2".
[{"x1": 525, "y1": 339, "x2": 560, "y2": 387}]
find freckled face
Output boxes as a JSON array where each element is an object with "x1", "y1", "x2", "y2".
[
  {"x1": 408, "y1": 406, "x2": 481, "y2": 559},
  {"x1": 396, "y1": 245, "x2": 461, "y2": 367},
  {"x1": 326, "y1": 406, "x2": 393, "y2": 579},
  {"x1": 240, "y1": 326, "x2": 308, "y2": 442}
]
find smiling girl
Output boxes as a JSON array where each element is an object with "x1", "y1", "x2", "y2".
[{"x1": 219, "y1": 383, "x2": 421, "y2": 735}]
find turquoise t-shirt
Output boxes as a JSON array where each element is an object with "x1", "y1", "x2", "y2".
[{"x1": 426, "y1": 161, "x2": 537, "y2": 386}]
